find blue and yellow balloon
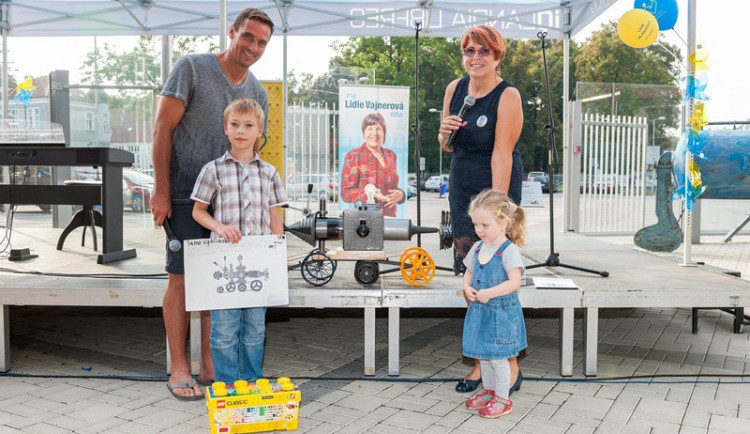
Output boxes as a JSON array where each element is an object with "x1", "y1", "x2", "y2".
[
  {"x1": 13, "y1": 76, "x2": 36, "y2": 107},
  {"x1": 617, "y1": 9, "x2": 659, "y2": 48},
  {"x1": 634, "y1": 0, "x2": 679, "y2": 31}
]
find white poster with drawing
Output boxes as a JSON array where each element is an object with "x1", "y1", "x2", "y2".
[{"x1": 184, "y1": 235, "x2": 289, "y2": 311}]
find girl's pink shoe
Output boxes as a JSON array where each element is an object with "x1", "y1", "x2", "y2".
[
  {"x1": 465, "y1": 389, "x2": 494, "y2": 410},
  {"x1": 478, "y1": 396, "x2": 512, "y2": 418}
]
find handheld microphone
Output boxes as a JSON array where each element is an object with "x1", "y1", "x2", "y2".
[
  {"x1": 444, "y1": 95, "x2": 476, "y2": 148},
  {"x1": 162, "y1": 217, "x2": 182, "y2": 252}
]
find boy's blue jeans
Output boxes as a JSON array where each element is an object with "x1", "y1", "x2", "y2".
[{"x1": 210, "y1": 307, "x2": 266, "y2": 383}]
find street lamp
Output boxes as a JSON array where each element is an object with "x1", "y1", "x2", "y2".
[
  {"x1": 651, "y1": 116, "x2": 666, "y2": 148},
  {"x1": 428, "y1": 107, "x2": 443, "y2": 175}
]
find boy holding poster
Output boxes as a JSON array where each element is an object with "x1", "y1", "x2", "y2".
[{"x1": 190, "y1": 98, "x2": 288, "y2": 383}]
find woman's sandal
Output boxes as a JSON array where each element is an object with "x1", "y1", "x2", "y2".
[
  {"x1": 509, "y1": 370, "x2": 522, "y2": 395},
  {"x1": 455, "y1": 377, "x2": 482, "y2": 393}
]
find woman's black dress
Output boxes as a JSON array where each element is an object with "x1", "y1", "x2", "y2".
[{"x1": 448, "y1": 76, "x2": 524, "y2": 274}]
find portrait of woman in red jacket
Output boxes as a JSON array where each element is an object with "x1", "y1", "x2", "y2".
[{"x1": 340, "y1": 113, "x2": 405, "y2": 217}]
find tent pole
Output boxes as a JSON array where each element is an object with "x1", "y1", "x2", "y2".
[
  {"x1": 219, "y1": 0, "x2": 226, "y2": 51},
  {"x1": 413, "y1": 21, "x2": 422, "y2": 247},
  {"x1": 281, "y1": 4, "x2": 289, "y2": 225},
  {"x1": 562, "y1": 30, "x2": 570, "y2": 231},
  {"x1": 1, "y1": 2, "x2": 8, "y2": 120},
  {"x1": 682, "y1": 0, "x2": 697, "y2": 266}
]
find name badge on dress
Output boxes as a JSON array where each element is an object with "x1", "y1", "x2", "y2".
[{"x1": 477, "y1": 115, "x2": 488, "y2": 128}]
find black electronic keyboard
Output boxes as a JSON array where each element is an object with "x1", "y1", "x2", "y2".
[
  {"x1": 0, "y1": 146, "x2": 137, "y2": 264},
  {"x1": 0, "y1": 146, "x2": 133, "y2": 166}
]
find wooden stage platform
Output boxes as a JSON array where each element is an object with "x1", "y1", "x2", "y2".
[{"x1": 2, "y1": 220, "x2": 750, "y2": 379}]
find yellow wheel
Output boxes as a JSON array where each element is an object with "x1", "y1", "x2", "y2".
[{"x1": 399, "y1": 247, "x2": 436, "y2": 287}]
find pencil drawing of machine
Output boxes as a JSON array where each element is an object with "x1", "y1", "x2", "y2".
[
  {"x1": 213, "y1": 255, "x2": 269, "y2": 293},
  {"x1": 286, "y1": 184, "x2": 453, "y2": 287}
]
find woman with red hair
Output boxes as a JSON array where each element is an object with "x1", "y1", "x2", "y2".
[{"x1": 438, "y1": 25, "x2": 524, "y2": 397}]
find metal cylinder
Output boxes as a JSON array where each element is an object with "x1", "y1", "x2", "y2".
[
  {"x1": 315, "y1": 218, "x2": 341, "y2": 240},
  {"x1": 384, "y1": 219, "x2": 438, "y2": 240},
  {"x1": 287, "y1": 215, "x2": 437, "y2": 247}
]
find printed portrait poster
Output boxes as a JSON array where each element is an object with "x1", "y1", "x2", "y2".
[
  {"x1": 184, "y1": 235, "x2": 289, "y2": 311},
  {"x1": 338, "y1": 84, "x2": 410, "y2": 218}
]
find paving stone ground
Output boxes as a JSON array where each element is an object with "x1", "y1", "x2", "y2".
[{"x1": 3, "y1": 302, "x2": 750, "y2": 434}]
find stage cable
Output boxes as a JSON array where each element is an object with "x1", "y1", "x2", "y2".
[
  {"x1": 3, "y1": 372, "x2": 750, "y2": 386},
  {"x1": 0, "y1": 267, "x2": 167, "y2": 279}
]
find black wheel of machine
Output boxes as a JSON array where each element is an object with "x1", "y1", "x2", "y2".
[
  {"x1": 250, "y1": 280, "x2": 263, "y2": 291},
  {"x1": 300, "y1": 249, "x2": 336, "y2": 287},
  {"x1": 238, "y1": 283, "x2": 247, "y2": 292},
  {"x1": 354, "y1": 261, "x2": 380, "y2": 286},
  {"x1": 226, "y1": 282, "x2": 236, "y2": 292},
  {"x1": 217, "y1": 286, "x2": 224, "y2": 293}
]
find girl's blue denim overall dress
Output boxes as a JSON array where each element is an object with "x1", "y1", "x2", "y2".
[{"x1": 462, "y1": 239, "x2": 528, "y2": 360}]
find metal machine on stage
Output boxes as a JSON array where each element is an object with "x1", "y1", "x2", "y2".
[{"x1": 286, "y1": 184, "x2": 452, "y2": 287}]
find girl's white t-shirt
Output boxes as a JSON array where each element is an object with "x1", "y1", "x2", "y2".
[{"x1": 463, "y1": 240, "x2": 525, "y2": 275}]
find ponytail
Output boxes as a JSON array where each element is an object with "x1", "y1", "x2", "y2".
[{"x1": 506, "y1": 204, "x2": 527, "y2": 248}]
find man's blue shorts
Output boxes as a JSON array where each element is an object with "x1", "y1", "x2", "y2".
[{"x1": 165, "y1": 201, "x2": 210, "y2": 275}]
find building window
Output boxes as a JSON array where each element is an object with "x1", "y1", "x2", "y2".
[
  {"x1": 30, "y1": 108, "x2": 41, "y2": 121},
  {"x1": 102, "y1": 113, "x2": 110, "y2": 132},
  {"x1": 9, "y1": 108, "x2": 19, "y2": 119},
  {"x1": 85, "y1": 112, "x2": 94, "y2": 131}
]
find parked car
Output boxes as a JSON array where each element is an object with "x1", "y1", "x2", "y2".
[
  {"x1": 6, "y1": 166, "x2": 53, "y2": 212},
  {"x1": 424, "y1": 174, "x2": 450, "y2": 192},
  {"x1": 407, "y1": 173, "x2": 417, "y2": 186},
  {"x1": 579, "y1": 174, "x2": 592, "y2": 193},
  {"x1": 406, "y1": 185, "x2": 417, "y2": 199},
  {"x1": 593, "y1": 174, "x2": 617, "y2": 193},
  {"x1": 123, "y1": 169, "x2": 154, "y2": 212},
  {"x1": 529, "y1": 175, "x2": 556, "y2": 193},
  {"x1": 286, "y1": 173, "x2": 337, "y2": 202},
  {"x1": 72, "y1": 167, "x2": 153, "y2": 212},
  {"x1": 527, "y1": 171, "x2": 547, "y2": 181},
  {"x1": 408, "y1": 172, "x2": 428, "y2": 190}
]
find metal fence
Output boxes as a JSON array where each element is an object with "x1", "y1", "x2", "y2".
[
  {"x1": 284, "y1": 102, "x2": 338, "y2": 222},
  {"x1": 566, "y1": 108, "x2": 650, "y2": 234}
]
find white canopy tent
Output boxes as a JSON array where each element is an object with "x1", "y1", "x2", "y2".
[
  {"x1": 0, "y1": 0, "x2": 623, "y2": 139},
  {"x1": 4, "y1": 1, "x2": 616, "y2": 38}
]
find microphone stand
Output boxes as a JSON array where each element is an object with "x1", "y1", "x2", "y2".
[
  {"x1": 410, "y1": 21, "x2": 453, "y2": 274},
  {"x1": 413, "y1": 21, "x2": 423, "y2": 247},
  {"x1": 526, "y1": 32, "x2": 608, "y2": 278}
]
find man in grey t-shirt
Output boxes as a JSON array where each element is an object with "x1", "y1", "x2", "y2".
[{"x1": 150, "y1": 8, "x2": 273, "y2": 400}]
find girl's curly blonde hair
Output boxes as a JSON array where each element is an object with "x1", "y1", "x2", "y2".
[{"x1": 468, "y1": 189, "x2": 528, "y2": 248}]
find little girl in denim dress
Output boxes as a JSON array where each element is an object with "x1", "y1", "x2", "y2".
[{"x1": 461, "y1": 189, "x2": 527, "y2": 418}]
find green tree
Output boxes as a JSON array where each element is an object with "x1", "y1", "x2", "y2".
[
  {"x1": 577, "y1": 22, "x2": 681, "y2": 85},
  {"x1": 81, "y1": 35, "x2": 218, "y2": 117},
  {"x1": 576, "y1": 21, "x2": 683, "y2": 150},
  {"x1": 502, "y1": 39, "x2": 578, "y2": 172}
]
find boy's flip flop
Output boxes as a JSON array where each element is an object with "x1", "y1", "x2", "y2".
[{"x1": 167, "y1": 379, "x2": 204, "y2": 401}]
